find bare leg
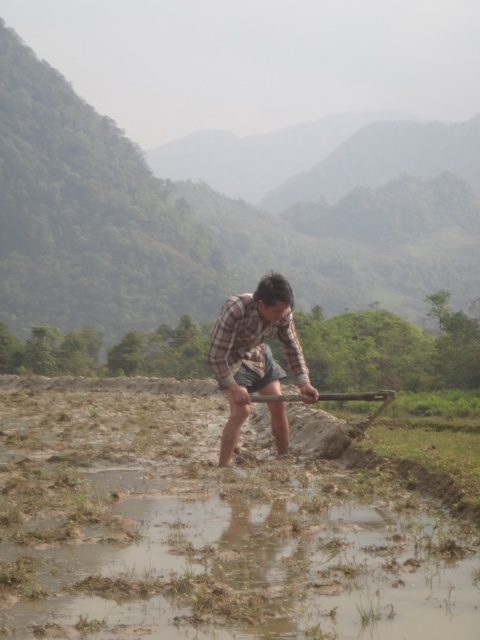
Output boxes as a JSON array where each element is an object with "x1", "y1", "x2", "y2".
[
  {"x1": 219, "y1": 387, "x2": 251, "y2": 467},
  {"x1": 259, "y1": 380, "x2": 289, "y2": 456}
]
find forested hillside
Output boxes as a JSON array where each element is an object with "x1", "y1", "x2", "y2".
[
  {"x1": 0, "y1": 20, "x2": 231, "y2": 339},
  {"x1": 261, "y1": 116, "x2": 480, "y2": 213},
  {"x1": 174, "y1": 174, "x2": 480, "y2": 322},
  {"x1": 1, "y1": 19, "x2": 479, "y2": 347},
  {"x1": 281, "y1": 173, "x2": 480, "y2": 240}
]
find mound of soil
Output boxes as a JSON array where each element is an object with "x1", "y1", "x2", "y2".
[{"x1": 249, "y1": 403, "x2": 366, "y2": 460}]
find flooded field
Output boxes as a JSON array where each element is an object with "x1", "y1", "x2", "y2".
[{"x1": 0, "y1": 376, "x2": 479, "y2": 639}]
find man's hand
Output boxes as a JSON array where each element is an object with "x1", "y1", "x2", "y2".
[{"x1": 299, "y1": 382, "x2": 319, "y2": 404}]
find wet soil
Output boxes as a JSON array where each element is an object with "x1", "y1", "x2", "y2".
[{"x1": 0, "y1": 376, "x2": 479, "y2": 640}]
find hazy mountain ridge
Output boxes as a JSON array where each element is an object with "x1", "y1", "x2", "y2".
[
  {"x1": 147, "y1": 111, "x2": 417, "y2": 205},
  {"x1": 261, "y1": 116, "x2": 480, "y2": 212}
]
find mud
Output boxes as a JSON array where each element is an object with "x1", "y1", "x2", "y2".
[
  {"x1": 0, "y1": 375, "x2": 377, "y2": 461},
  {"x1": 0, "y1": 375, "x2": 479, "y2": 640}
]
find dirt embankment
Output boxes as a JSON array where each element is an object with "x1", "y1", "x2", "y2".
[{"x1": 0, "y1": 374, "x2": 218, "y2": 396}]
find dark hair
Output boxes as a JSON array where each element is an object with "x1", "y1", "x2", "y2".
[{"x1": 253, "y1": 272, "x2": 295, "y2": 308}]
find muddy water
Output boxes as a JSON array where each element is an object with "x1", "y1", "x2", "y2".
[
  {"x1": 0, "y1": 385, "x2": 479, "y2": 640},
  {"x1": 118, "y1": 494, "x2": 479, "y2": 640},
  {"x1": 2, "y1": 464, "x2": 479, "y2": 640}
]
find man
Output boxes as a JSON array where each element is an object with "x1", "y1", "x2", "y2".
[{"x1": 207, "y1": 273, "x2": 319, "y2": 466}]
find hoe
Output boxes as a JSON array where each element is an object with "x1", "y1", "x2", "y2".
[{"x1": 249, "y1": 389, "x2": 396, "y2": 429}]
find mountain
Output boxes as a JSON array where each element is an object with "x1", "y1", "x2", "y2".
[
  {"x1": 0, "y1": 20, "x2": 231, "y2": 341},
  {"x1": 280, "y1": 172, "x2": 480, "y2": 240},
  {"x1": 146, "y1": 112, "x2": 417, "y2": 205},
  {"x1": 169, "y1": 173, "x2": 480, "y2": 324},
  {"x1": 1, "y1": 19, "x2": 479, "y2": 345},
  {"x1": 260, "y1": 116, "x2": 480, "y2": 212}
]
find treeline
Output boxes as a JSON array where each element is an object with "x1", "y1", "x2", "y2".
[{"x1": 1, "y1": 290, "x2": 479, "y2": 392}]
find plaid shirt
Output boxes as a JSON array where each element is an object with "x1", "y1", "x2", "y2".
[{"x1": 207, "y1": 293, "x2": 310, "y2": 388}]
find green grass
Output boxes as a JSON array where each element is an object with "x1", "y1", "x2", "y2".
[
  {"x1": 324, "y1": 390, "x2": 480, "y2": 514},
  {"x1": 367, "y1": 426, "x2": 478, "y2": 486},
  {"x1": 356, "y1": 424, "x2": 480, "y2": 513},
  {"x1": 324, "y1": 389, "x2": 480, "y2": 432}
]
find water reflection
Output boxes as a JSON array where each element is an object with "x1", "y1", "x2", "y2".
[
  {"x1": 211, "y1": 496, "x2": 303, "y2": 637},
  {"x1": 1, "y1": 471, "x2": 479, "y2": 640}
]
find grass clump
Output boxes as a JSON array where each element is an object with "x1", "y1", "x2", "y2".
[
  {"x1": 74, "y1": 614, "x2": 108, "y2": 634},
  {"x1": 0, "y1": 556, "x2": 47, "y2": 600}
]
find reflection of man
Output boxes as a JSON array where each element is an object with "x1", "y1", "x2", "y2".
[
  {"x1": 208, "y1": 273, "x2": 319, "y2": 467},
  {"x1": 212, "y1": 496, "x2": 302, "y2": 637},
  {"x1": 214, "y1": 497, "x2": 289, "y2": 574},
  {"x1": 219, "y1": 497, "x2": 288, "y2": 544}
]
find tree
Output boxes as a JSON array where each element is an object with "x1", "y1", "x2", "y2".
[
  {"x1": 171, "y1": 315, "x2": 210, "y2": 379},
  {"x1": 106, "y1": 330, "x2": 145, "y2": 376},
  {"x1": 0, "y1": 321, "x2": 23, "y2": 373},
  {"x1": 23, "y1": 325, "x2": 62, "y2": 375},
  {"x1": 143, "y1": 326, "x2": 178, "y2": 377},
  {"x1": 467, "y1": 297, "x2": 480, "y2": 321},
  {"x1": 322, "y1": 310, "x2": 435, "y2": 391},
  {"x1": 423, "y1": 290, "x2": 480, "y2": 388},
  {"x1": 279, "y1": 310, "x2": 330, "y2": 389},
  {"x1": 425, "y1": 289, "x2": 451, "y2": 335},
  {"x1": 433, "y1": 310, "x2": 480, "y2": 388},
  {"x1": 56, "y1": 328, "x2": 101, "y2": 375},
  {"x1": 310, "y1": 305, "x2": 325, "y2": 322},
  {"x1": 174, "y1": 314, "x2": 202, "y2": 347},
  {"x1": 78, "y1": 326, "x2": 103, "y2": 364}
]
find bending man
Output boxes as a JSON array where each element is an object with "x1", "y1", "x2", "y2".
[{"x1": 207, "y1": 273, "x2": 319, "y2": 466}]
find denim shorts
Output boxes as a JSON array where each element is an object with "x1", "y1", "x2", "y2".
[{"x1": 219, "y1": 345, "x2": 287, "y2": 393}]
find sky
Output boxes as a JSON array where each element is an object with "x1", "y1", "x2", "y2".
[{"x1": 0, "y1": 0, "x2": 479, "y2": 150}]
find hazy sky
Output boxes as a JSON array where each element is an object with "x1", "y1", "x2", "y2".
[{"x1": 1, "y1": 0, "x2": 479, "y2": 149}]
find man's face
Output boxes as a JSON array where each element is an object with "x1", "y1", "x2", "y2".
[{"x1": 258, "y1": 299, "x2": 291, "y2": 323}]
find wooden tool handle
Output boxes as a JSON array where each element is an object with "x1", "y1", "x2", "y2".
[{"x1": 249, "y1": 390, "x2": 396, "y2": 403}]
